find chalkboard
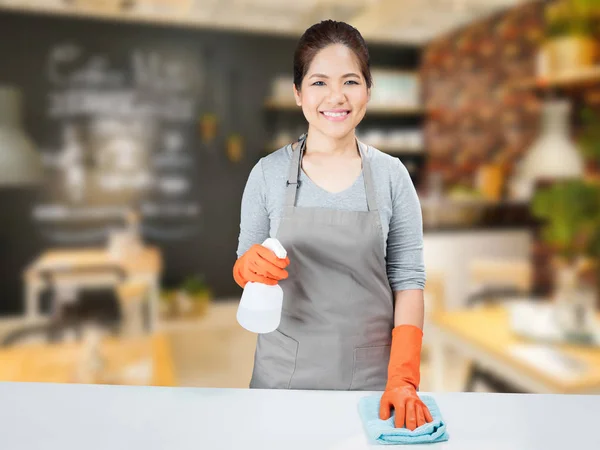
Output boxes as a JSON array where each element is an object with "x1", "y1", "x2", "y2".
[{"x1": 33, "y1": 40, "x2": 205, "y2": 244}]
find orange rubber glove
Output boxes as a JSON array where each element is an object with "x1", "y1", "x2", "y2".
[
  {"x1": 379, "y1": 324, "x2": 434, "y2": 430},
  {"x1": 233, "y1": 243, "x2": 290, "y2": 288}
]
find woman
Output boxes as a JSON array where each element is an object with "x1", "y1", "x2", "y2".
[{"x1": 233, "y1": 20, "x2": 432, "y2": 431}]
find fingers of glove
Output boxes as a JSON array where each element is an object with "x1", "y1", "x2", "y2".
[
  {"x1": 421, "y1": 402, "x2": 434, "y2": 423},
  {"x1": 254, "y1": 257, "x2": 288, "y2": 280},
  {"x1": 246, "y1": 259, "x2": 266, "y2": 277},
  {"x1": 253, "y1": 245, "x2": 290, "y2": 269},
  {"x1": 393, "y1": 397, "x2": 406, "y2": 430},
  {"x1": 404, "y1": 399, "x2": 417, "y2": 431},
  {"x1": 257, "y1": 275, "x2": 278, "y2": 286},
  {"x1": 233, "y1": 266, "x2": 246, "y2": 288},
  {"x1": 245, "y1": 270, "x2": 278, "y2": 286},
  {"x1": 378, "y1": 396, "x2": 392, "y2": 421},
  {"x1": 416, "y1": 403, "x2": 426, "y2": 429},
  {"x1": 243, "y1": 260, "x2": 276, "y2": 284}
]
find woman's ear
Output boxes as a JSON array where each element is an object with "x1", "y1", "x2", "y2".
[
  {"x1": 367, "y1": 87, "x2": 371, "y2": 103},
  {"x1": 293, "y1": 83, "x2": 302, "y2": 107}
]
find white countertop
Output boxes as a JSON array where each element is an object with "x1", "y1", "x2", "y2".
[{"x1": 1, "y1": 382, "x2": 599, "y2": 450}]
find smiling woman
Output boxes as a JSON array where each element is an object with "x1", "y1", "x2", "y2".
[
  {"x1": 292, "y1": 21, "x2": 371, "y2": 145},
  {"x1": 233, "y1": 20, "x2": 431, "y2": 432}
]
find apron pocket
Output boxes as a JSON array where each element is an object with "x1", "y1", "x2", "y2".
[
  {"x1": 350, "y1": 345, "x2": 390, "y2": 391},
  {"x1": 252, "y1": 329, "x2": 299, "y2": 389}
]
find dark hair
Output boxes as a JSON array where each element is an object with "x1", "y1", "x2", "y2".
[{"x1": 293, "y1": 20, "x2": 372, "y2": 91}]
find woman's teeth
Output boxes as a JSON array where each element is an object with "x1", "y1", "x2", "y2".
[{"x1": 322, "y1": 111, "x2": 349, "y2": 117}]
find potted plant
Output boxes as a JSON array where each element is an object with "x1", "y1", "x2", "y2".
[
  {"x1": 177, "y1": 274, "x2": 212, "y2": 318},
  {"x1": 531, "y1": 179, "x2": 600, "y2": 328},
  {"x1": 542, "y1": 0, "x2": 598, "y2": 76}
]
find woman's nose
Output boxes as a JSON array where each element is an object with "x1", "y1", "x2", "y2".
[{"x1": 327, "y1": 86, "x2": 346, "y2": 104}]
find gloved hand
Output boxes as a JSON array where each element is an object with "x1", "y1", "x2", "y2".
[
  {"x1": 233, "y1": 243, "x2": 290, "y2": 288},
  {"x1": 379, "y1": 324, "x2": 433, "y2": 430}
]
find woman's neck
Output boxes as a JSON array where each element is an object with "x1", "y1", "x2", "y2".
[{"x1": 304, "y1": 128, "x2": 357, "y2": 157}]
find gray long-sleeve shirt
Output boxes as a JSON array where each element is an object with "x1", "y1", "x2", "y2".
[{"x1": 236, "y1": 143, "x2": 426, "y2": 291}]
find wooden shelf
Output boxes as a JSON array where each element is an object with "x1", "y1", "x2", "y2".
[
  {"x1": 264, "y1": 98, "x2": 425, "y2": 115},
  {"x1": 511, "y1": 66, "x2": 600, "y2": 90}
]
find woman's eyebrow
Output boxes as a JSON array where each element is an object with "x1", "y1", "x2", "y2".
[{"x1": 308, "y1": 73, "x2": 360, "y2": 79}]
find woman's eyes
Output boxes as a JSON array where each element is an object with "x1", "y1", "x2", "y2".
[{"x1": 311, "y1": 80, "x2": 359, "y2": 86}]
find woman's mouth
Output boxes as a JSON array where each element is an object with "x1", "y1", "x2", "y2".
[{"x1": 320, "y1": 110, "x2": 351, "y2": 122}]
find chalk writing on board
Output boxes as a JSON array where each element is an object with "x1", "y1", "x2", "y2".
[
  {"x1": 33, "y1": 42, "x2": 203, "y2": 243},
  {"x1": 48, "y1": 90, "x2": 195, "y2": 119},
  {"x1": 48, "y1": 45, "x2": 199, "y2": 91}
]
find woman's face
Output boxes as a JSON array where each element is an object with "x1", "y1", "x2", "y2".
[{"x1": 294, "y1": 44, "x2": 370, "y2": 141}]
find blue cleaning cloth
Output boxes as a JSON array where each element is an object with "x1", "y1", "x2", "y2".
[{"x1": 358, "y1": 394, "x2": 449, "y2": 445}]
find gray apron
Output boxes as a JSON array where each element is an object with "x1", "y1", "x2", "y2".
[{"x1": 249, "y1": 135, "x2": 394, "y2": 390}]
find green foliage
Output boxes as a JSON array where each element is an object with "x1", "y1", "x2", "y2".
[
  {"x1": 532, "y1": 180, "x2": 600, "y2": 261},
  {"x1": 182, "y1": 274, "x2": 211, "y2": 297},
  {"x1": 545, "y1": 0, "x2": 598, "y2": 38},
  {"x1": 579, "y1": 107, "x2": 600, "y2": 162}
]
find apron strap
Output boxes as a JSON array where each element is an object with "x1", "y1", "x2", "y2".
[
  {"x1": 285, "y1": 135, "x2": 377, "y2": 211},
  {"x1": 358, "y1": 141, "x2": 377, "y2": 212},
  {"x1": 285, "y1": 135, "x2": 305, "y2": 209}
]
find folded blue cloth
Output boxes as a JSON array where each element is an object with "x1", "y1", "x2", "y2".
[{"x1": 358, "y1": 394, "x2": 449, "y2": 445}]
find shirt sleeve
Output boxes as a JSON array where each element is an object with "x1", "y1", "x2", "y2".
[
  {"x1": 236, "y1": 159, "x2": 271, "y2": 258},
  {"x1": 386, "y1": 158, "x2": 426, "y2": 291}
]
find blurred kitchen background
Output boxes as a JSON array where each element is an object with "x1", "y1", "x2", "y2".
[{"x1": 0, "y1": 0, "x2": 599, "y2": 395}]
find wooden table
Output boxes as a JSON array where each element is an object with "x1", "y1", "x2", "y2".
[
  {"x1": 428, "y1": 305, "x2": 600, "y2": 394},
  {"x1": 0, "y1": 332, "x2": 176, "y2": 386},
  {"x1": 23, "y1": 247, "x2": 162, "y2": 330}
]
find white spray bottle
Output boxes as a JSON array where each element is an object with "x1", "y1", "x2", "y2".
[{"x1": 236, "y1": 238, "x2": 287, "y2": 334}]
